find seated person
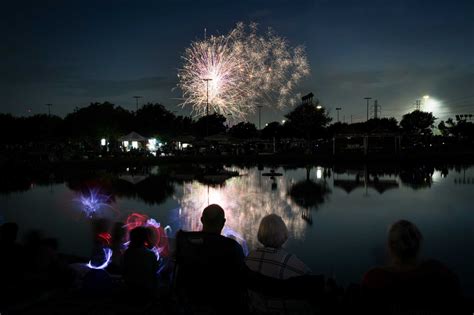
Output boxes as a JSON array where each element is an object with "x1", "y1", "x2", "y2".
[
  {"x1": 174, "y1": 204, "x2": 248, "y2": 313},
  {"x1": 0, "y1": 222, "x2": 25, "y2": 288},
  {"x1": 362, "y1": 220, "x2": 463, "y2": 314},
  {"x1": 246, "y1": 214, "x2": 312, "y2": 313},
  {"x1": 123, "y1": 227, "x2": 159, "y2": 294},
  {"x1": 246, "y1": 214, "x2": 311, "y2": 278}
]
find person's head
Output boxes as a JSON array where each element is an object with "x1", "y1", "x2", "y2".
[
  {"x1": 257, "y1": 214, "x2": 288, "y2": 249},
  {"x1": 387, "y1": 220, "x2": 423, "y2": 265},
  {"x1": 201, "y1": 204, "x2": 226, "y2": 234},
  {"x1": 111, "y1": 222, "x2": 127, "y2": 245},
  {"x1": 129, "y1": 227, "x2": 149, "y2": 248},
  {"x1": 1, "y1": 222, "x2": 19, "y2": 243}
]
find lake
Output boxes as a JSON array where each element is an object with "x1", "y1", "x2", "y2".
[{"x1": 1, "y1": 163, "x2": 473, "y2": 294}]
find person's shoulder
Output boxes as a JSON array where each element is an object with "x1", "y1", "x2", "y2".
[
  {"x1": 419, "y1": 259, "x2": 460, "y2": 284},
  {"x1": 218, "y1": 234, "x2": 242, "y2": 250},
  {"x1": 286, "y1": 252, "x2": 312, "y2": 274},
  {"x1": 420, "y1": 259, "x2": 452, "y2": 273},
  {"x1": 362, "y1": 267, "x2": 391, "y2": 288}
]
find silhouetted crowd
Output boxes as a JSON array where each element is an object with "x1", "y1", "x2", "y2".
[{"x1": 0, "y1": 205, "x2": 470, "y2": 314}]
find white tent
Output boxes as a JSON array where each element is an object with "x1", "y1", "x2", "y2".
[{"x1": 118, "y1": 131, "x2": 148, "y2": 142}]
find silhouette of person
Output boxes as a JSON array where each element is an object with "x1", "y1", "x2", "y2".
[
  {"x1": 174, "y1": 204, "x2": 247, "y2": 313},
  {"x1": 0, "y1": 222, "x2": 25, "y2": 287},
  {"x1": 123, "y1": 227, "x2": 159, "y2": 295},
  {"x1": 362, "y1": 220, "x2": 463, "y2": 314},
  {"x1": 246, "y1": 214, "x2": 312, "y2": 313}
]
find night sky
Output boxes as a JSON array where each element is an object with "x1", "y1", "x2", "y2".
[{"x1": 1, "y1": 0, "x2": 473, "y2": 125}]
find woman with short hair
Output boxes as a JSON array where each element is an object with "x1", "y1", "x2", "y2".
[{"x1": 246, "y1": 214, "x2": 312, "y2": 313}]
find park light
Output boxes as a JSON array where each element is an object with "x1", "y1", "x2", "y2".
[
  {"x1": 282, "y1": 119, "x2": 286, "y2": 124},
  {"x1": 316, "y1": 105, "x2": 323, "y2": 109}
]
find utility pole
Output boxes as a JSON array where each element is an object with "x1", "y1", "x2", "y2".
[
  {"x1": 350, "y1": 115, "x2": 353, "y2": 124},
  {"x1": 415, "y1": 99, "x2": 421, "y2": 111},
  {"x1": 45, "y1": 103, "x2": 52, "y2": 116},
  {"x1": 373, "y1": 100, "x2": 381, "y2": 119},
  {"x1": 257, "y1": 105, "x2": 263, "y2": 130},
  {"x1": 364, "y1": 97, "x2": 372, "y2": 121},
  {"x1": 336, "y1": 107, "x2": 342, "y2": 122},
  {"x1": 133, "y1": 96, "x2": 143, "y2": 111}
]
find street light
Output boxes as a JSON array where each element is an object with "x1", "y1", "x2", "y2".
[
  {"x1": 364, "y1": 97, "x2": 372, "y2": 121},
  {"x1": 45, "y1": 103, "x2": 52, "y2": 116},
  {"x1": 203, "y1": 78, "x2": 213, "y2": 136},
  {"x1": 316, "y1": 105, "x2": 322, "y2": 110},
  {"x1": 257, "y1": 105, "x2": 263, "y2": 130},
  {"x1": 336, "y1": 107, "x2": 342, "y2": 122},
  {"x1": 133, "y1": 96, "x2": 143, "y2": 111}
]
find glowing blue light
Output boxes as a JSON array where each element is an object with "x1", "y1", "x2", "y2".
[
  {"x1": 146, "y1": 218, "x2": 161, "y2": 229},
  {"x1": 150, "y1": 246, "x2": 161, "y2": 261},
  {"x1": 86, "y1": 248, "x2": 113, "y2": 270},
  {"x1": 76, "y1": 189, "x2": 112, "y2": 218}
]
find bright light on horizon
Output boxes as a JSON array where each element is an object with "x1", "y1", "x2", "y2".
[{"x1": 422, "y1": 96, "x2": 442, "y2": 116}]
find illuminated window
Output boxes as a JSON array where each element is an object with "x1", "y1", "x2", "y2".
[
  {"x1": 101, "y1": 138, "x2": 106, "y2": 146},
  {"x1": 123, "y1": 141, "x2": 129, "y2": 147},
  {"x1": 132, "y1": 141, "x2": 139, "y2": 149}
]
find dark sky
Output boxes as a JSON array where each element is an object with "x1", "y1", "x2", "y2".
[{"x1": 1, "y1": 0, "x2": 473, "y2": 125}]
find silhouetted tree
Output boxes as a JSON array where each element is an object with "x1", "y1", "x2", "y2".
[
  {"x1": 228, "y1": 122, "x2": 258, "y2": 139},
  {"x1": 400, "y1": 110, "x2": 436, "y2": 135},
  {"x1": 438, "y1": 118, "x2": 474, "y2": 140},
  {"x1": 134, "y1": 103, "x2": 176, "y2": 136},
  {"x1": 63, "y1": 102, "x2": 133, "y2": 140},
  {"x1": 193, "y1": 113, "x2": 227, "y2": 137},
  {"x1": 284, "y1": 101, "x2": 332, "y2": 139},
  {"x1": 366, "y1": 117, "x2": 399, "y2": 133},
  {"x1": 261, "y1": 122, "x2": 283, "y2": 139}
]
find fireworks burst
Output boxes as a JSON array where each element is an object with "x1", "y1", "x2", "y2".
[{"x1": 177, "y1": 22, "x2": 310, "y2": 119}]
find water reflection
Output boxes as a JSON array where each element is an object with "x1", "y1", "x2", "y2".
[
  {"x1": 288, "y1": 167, "x2": 331, "y2": 224},
  {"x1": 333, "y1": 167, "x2": 399, "y2": 194},
  {"x1": 399, "y1": 165, "x2": 435, "y2": 190},
  {"x1": 65, "y1": 170, "x2": 174, "y2": 206},
  {"x1": 177, "y1": 166, "x2": 331, "y2": 248}
]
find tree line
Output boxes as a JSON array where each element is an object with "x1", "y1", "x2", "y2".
[{"x1": 0, "y1": 100, "x2": 473, "y2": 145}]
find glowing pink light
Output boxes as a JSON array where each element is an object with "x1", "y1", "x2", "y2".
[{"x1": 124, "y1": 213, "x2": 170, "y2": 258}]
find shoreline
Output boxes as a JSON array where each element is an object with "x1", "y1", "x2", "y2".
[{"x1": 2, "y1": 151, "x2": 473, "y2": 171}]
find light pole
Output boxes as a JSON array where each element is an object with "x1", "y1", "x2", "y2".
[
  {"x1": 257, "y1": 105, "x2": 263, "y2": 130},
  {"x1": 336, "y1": 107, "x2": 342, "y2": 122},
  {"x1": 364, "y1": 97, "x2": 372, "y2": 121},
  {"x1": 133, "y1": 96, "x2": 143, "y2": 111},
  {"x1": 203, "y1": 78, "x2": 212, "y2": 136},
  {"x1": 45, "y1": 103, "x2": 52, "y2": 116}
]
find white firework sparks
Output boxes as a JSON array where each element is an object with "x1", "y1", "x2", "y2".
[{"x1": 177, "y1": 22, "x2": 310, "y2": 119}]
